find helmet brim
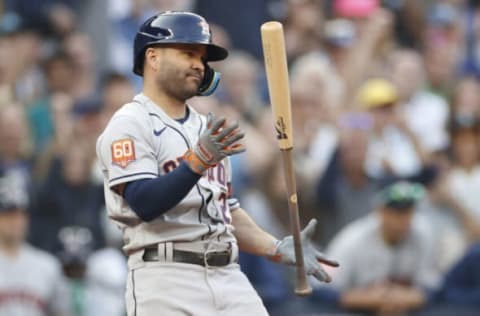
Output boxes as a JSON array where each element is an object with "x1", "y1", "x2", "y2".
[{"x1": 205, "y1": 43, "x2": 228, "y2": 62}]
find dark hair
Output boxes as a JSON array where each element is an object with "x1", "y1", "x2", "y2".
[{"x1": 101, "y1": 72, "x2": 131, "y2": 89}]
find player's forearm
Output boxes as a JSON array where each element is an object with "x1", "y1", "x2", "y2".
[
  {"x1": 340, "y1": 288, "x2": 385, "y2": 311},
  {"x1": 377, "y1": 287, "x2": 426, "y2": 314},
  {"x1": 231, "y1": 208, "x2": 278, "y2": 257},
  {"x1": 393, "y1": 287, "x2": 426, "y2": 310},
  {"x1": 342, "y1": 9, "x2": 391, "y2": 109},
  {"x1": 341, "y1": 286, "x2": 426, "y2": 312},
  {"x1": 123, "y1": 162, "x2": 201, "y2": 221}
]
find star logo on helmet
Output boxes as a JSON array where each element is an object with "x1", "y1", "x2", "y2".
[{"x1": 199, "y1": 20, "x2": 210, "y2": 36}]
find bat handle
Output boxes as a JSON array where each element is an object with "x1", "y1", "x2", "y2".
[
  {"x1": 281, "y1": 149, "x2": 313, "y2": 296},
  {"x1": 295, "y1": 266, "x2": 312, "y2": 296},
  {"x1": 292, "y1": 206, "x2": 312, "y2": 296}
]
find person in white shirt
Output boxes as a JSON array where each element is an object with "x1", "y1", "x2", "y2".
[
  {"x1": 0, "y1": 172, "x2": 69, "y2": 316},
  {"x1": 358, "y1": 78, "x2": 429, "y2": 180}
]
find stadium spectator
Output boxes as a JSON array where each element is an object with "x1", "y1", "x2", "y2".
[
  {"x1": 450, "y1": 76, "x2": 480, "y2": 127},
  {"x1": 56, "y1": 226, "x2": 92, "y2": 316},
  {"x1": 217, "y1": 51, "x2": 265, "y2": 124},
  {"x1": 422, "y1": 2, "x2": 460, "y2": 100},
  {"x1": 288, "y1": 52, "x2": 344, "y2": 195},
  {"x1": 359, "y1": 78, "x2": 428, "y2": 181},
  {"x1": 0, "y1": 104, "x2": 32, "y2": 194},
  {"x1": 84, "y1": 213, "x2": 127, "y2": 316},
  {"x1": 62, "y1": 32, "x2": 98, "y2": 100},
  {"x1": 320, "y1": 181, "x2": 440, "y2": 315},
  {"x1": 334, "y1": 3, "x2": 394, "y2": 109},
  {"x1": 414, "y1": 168, "x2": 476, "y2": 273},
  {"x1": 443, "y1": 122, "x2": 480, "y2": 242},
  {"x1": 27, "y1": 51, "x2": 75, "y2": 152},
  {"x1": 99, "y1": 72, "x2": 136, "y2": 128},
  {"x1": 316, "y1": 112, "x2": 379, "y2": 242},
  {"x1": 0, "y1": 171, "x2": 70, "y2": 316},
  {"x1": 322, "y1": 18, "x2": 355, "y2": 77},
  {"x1": 388, "y1": 49, "x2": 450, "y2": 153},
  {"x1": 29, "y1": 140, "x2": 105, "y2": 254},
  {"x1": 282, "y1": 0, "x2": 325, "y2": 62}
]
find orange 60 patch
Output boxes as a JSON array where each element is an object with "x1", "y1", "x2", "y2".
[{"x1": 111, "y1": 139, "x2": 136, "y2": 168}]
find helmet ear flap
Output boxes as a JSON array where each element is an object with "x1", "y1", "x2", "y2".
[{"x1": 198, "y1": 63, "x2": 221, "y2": 96}]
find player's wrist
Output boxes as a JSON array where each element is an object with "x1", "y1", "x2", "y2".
[
  {"x1": 183, "y1": 149, "x2": 212, "y2": 174},
  {"x1": 266, "y1": 239, "x2": 282, "y2": 262},
  {"x1": 194, "y1": 143, "x2": 218, "y2": 166}
]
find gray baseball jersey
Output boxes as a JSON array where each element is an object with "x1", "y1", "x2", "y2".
[
  {"x1": 96, "y1": 93, "x2": 239, "y2": 254},
  {"x1": 324, "y1": 214, "x2": 440, "y2": 290},
  {"x1": 0, "y1": 245, "x2": 68, "y2": 316}
]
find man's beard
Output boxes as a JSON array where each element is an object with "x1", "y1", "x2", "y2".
[{"x1": 157, "y1": 61, "x2": 202, "y2": 102}]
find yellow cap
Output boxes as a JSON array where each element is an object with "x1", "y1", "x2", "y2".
[{"x1": 358, "y1": 78, "x2": 398, "y2": 109}]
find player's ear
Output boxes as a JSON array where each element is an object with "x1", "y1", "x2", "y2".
[{"x1": 145, "y1": 47, "x2": 161, "y2": 72}]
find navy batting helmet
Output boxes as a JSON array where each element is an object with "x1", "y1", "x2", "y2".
[{"x1": 133, "y1": 11, "x2": 228, "y2": 96}]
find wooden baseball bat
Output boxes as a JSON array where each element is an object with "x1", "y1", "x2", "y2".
[{"x1": 260, "y1": 21, "x2": 312, "y2": 296}]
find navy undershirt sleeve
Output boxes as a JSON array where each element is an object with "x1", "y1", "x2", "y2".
[{"x1": 123, "y1": 162, "x2": 201, "y2": 222}]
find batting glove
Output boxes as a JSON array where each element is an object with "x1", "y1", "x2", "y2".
[
  {"x1": 184, "y1": 113, "x2": 245, "y2": 174},
  {"x1": 270, "y1": 219, "x2": 339, "y2": 283}
]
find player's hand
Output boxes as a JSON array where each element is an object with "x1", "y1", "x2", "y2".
[
  {"x1": 271, "y1": 219, "x2": 339, "y2": 283},
  {"x1": 184, "y1": 113, "x2": 245, "y2": 174}
]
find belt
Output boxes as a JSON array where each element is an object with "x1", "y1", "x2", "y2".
[{"x1": 142, "y1": 246, "x2": 234, "y2": 267}]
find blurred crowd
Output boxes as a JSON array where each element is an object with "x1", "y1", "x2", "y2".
[{"x1": 1, "y1": 0, "x2": 480, "y2": 315}]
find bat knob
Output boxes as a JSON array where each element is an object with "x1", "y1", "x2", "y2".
[{"x1": 295, "y1": 285, "x2": 313, "y2": 297}]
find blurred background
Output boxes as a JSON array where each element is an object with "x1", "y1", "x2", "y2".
[{"x1": 1, "y1": 0, "x2": 480, "y2": 315}]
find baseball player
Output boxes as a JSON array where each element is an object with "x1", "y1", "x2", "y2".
[
  {"x1": 96, "y1": 11, "x2": 338, "y2": 316},
  {"x1": 0, "y1": 172, "x2": 69, "y2": 316}
]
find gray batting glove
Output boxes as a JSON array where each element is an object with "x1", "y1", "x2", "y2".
[
  {"x1": 271, "y1": 219, "x2": 339, "y2": 283},
  {"x1": 184, "y1": 113, "x2": 245, "y2": 174}
]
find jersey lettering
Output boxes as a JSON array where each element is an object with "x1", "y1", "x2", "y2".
[
  {"x1": 217, "y1": 192, "x2": 231, "y2": 224},
  {"x1": 111, "y1": 139, "x2": 136, "y2": 168},
  {"x1": 163, "y1": 160, "x2": 178, "y2": 173},
  {"x1": 207, "y1": 163, "x2": 226, "y2": 186},
  {"x1": 162, "y1": 157, "x2": 183, "y2": 173},
  {"x1": 162, "y1": 157, "x2": 226, "y2": 186},
  {"x1": 161, "y1": 157, "x2": 230, "y2": 223},
  {"x1": 217, "y1": 163, "x2": 226, "y2": 186}
]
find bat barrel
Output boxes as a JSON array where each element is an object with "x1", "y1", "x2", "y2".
[{"x1": 260, "y1": 22, "x2": 293, "y2": 150}]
